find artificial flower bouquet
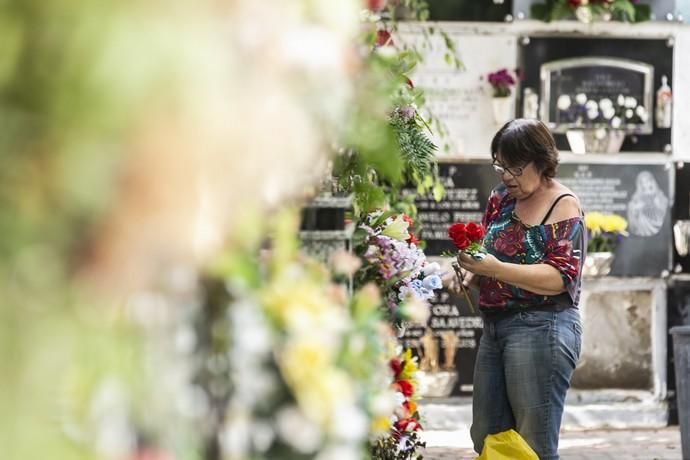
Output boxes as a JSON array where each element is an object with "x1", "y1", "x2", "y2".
[
  {"x1": 556, "y1": 92, "x2": 649, "y2": 131},
  {"x1": 584, "y1": 211, "x2": 628, "y2": 253},
  {"x1": 370, "y1": 348, "x2": 426, "y2": 460},
  {"x1": 486, "y1": 68, "x2": 517, "y2": 98},
  {"x1": 448, "y1": 221, "x2": 486, "y2": 259},
  {"x1": 355, "y1": 210, "x2": 443, "y2": 325}
]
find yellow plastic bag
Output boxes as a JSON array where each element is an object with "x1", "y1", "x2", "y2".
[{"x1": 476, "y1": 429, "x2": 539, "y2": 460}]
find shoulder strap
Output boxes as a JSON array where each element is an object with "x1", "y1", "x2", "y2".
[{"x1": 540, "y1": 193, "x2": 576, "y2": 225}]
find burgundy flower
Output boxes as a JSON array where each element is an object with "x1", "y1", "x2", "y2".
[
  {"x1": 481, "y1": 281, "x2": 507, "y2": 306},
  {"x1": 493, "y1": 224, "x2": 524, "y2": 257},
  {"x1": 390, "y1": 357, "x2": 403, "y2": 377},
  {"x1": 375, "y1": 29, "x2": 393, "y2": 47}
]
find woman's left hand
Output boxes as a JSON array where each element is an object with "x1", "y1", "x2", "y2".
[{"x1": 456, "y1": 252, "x2": 502, "y2": 278}]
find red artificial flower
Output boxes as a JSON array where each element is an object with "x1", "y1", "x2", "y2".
[
  {"x1": 402, "y1": 214, "x2": 414, "y2": 226},
  {"x1": 390, "y1": 357, "x2": 403, "y2": 377},
  {"x1": 375, "y1": 29, "x2": 393, "y2": 47},
  {"x1": 395, "y1": 379, "x2": 415, "y2": 397},
  {"x1": 394, "y1": 417, "x2": 422, "y2": 432},
  {"x1": 407, "y1": 233, "x2": 420, "y2": 246},
  {"x1": 466, "y1": 222, "x2": 485, "y2": 242},
  {"x1": 367, "y1": 0, "x2": 387, "y2": 12},
  {"x1": 448, "y1": 222, "x2": 466, "y2": 240},
  {"x1": 448, "y1": 223, "x2": 470, "y2": 249}
]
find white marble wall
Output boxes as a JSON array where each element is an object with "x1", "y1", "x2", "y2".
[{"x1": 399, "y1": 20, "x2": 690, "y2": 160}]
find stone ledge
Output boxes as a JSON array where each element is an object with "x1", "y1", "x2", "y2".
[{"x1": 419, "y1": 390, "x2": 668, "y2": 430}]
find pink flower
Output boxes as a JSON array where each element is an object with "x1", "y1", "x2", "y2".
[{"x1": 367, "y1": 0, "x2": 387, "y2": 12}]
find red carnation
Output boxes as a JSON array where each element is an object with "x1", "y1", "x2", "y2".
[
  {"x1": 390, "y1": 358, "x2": 402, "y2": 377},
  {"x1": 395, "y1": 379, "x2": 415, "y2": 397}
]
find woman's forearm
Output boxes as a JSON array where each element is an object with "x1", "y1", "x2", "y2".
[{"x1": 493, "y1": 262, "x2": 565, "y2": 296}]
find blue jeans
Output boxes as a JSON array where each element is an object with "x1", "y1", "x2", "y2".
[{"x1": 471, "y1": 308, "x2": 582, "y2": 460}]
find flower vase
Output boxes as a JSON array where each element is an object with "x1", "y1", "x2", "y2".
[
  {"x1": 583, "y1": 251, "x2": 615, "y2": 277},
  {"x1": 491, "y1": 97, "x2": 513, "y2": 125},
  {"x1": 566, "y1": 128, "x2": 625, "y2": 154}
]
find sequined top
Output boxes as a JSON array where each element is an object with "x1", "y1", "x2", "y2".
[{"x1": 479, "y1": 184, "x2": 586, "y2": 312}]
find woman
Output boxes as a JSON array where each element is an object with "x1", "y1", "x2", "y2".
[{"x1": 457, "y1": 119, "x2": 584, "y2": 460}]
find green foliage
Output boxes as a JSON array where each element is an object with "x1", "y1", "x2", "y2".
[
  {"x1": 390, "y1": 111, "x2": 437, "y2": 179},
  {"x1": 371, "y1": 431, "x2": 426, "y2": 460},
  {"x1": 530, "y1": 0, "x2": 650, "y2": 22}
]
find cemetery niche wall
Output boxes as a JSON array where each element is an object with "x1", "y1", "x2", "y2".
[{"x1": 519, "y1": 37, "x2": 673, "y2": 153}]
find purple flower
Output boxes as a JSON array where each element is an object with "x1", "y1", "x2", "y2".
[{"x1": 486, "y1": 68, "x2": 516, "y2": 97}]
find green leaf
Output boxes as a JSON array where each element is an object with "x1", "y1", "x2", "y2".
[
  {"x1": 530, "y1": 3, "x2": 549, "y2": 21},
  {"x1": 372, "y1": 209, "x2": 398, "y2": 227},
  {"x1": 551, "y1": 2, "x2": 574, "y2": 20},
  {"x1": 611, "y1": 0, "x2": 635, "y2": 21},
  {"x1": 633, "y1": 4, "x2": 651, "y2": 22},
  {"x1": 432, "y1": 181, "x2": 445, "y2": 202}
]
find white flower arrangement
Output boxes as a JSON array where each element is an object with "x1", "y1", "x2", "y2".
[{"x1": 556, "y1": 91, "x2": 648, "y2": 130}]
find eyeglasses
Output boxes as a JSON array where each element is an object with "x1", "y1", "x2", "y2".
[{"x1": 492, "y1": 162, "x2": 525, "y2": 177}]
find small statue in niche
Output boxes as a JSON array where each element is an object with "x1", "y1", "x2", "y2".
[
  {"x1": 440, "y1": 330, "x2": 459, "y2": 370},
  {"x1": 419, "y1": 328, "x2": 440, "y2": 373}
]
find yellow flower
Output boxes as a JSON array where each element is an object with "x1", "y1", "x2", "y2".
[
  {"x1": 371, "y1": 415, "x2": 391, "y2": 435},
  {"x1": 601, "y1": 214, "x2": 628, "y2": 235},
  {"x1": 584, "y1": 212, "x2": 604, "y2": 234},
  {"x1": 381, "y1": 214, "x2": 410, "y2": 241},
  {"x1": 279, "y1": 340, "x2": 355, "y2": 426},
  {"x1": 399, "y1": 348, "x2": 419, "y2": 381}
]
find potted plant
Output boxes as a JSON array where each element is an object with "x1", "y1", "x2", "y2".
[
  {"x1": 556, "y1": 92, "x2": 649, "y2": 154},
  {"x1": 583, "y1": 211, "x2": 628, "y2": 276},
  {"x1": 486, "y1": 68, "x2": 516, "y2": 125},
  {"x1": 531, "y1": 0, "x2": 651, "y2": 23}
]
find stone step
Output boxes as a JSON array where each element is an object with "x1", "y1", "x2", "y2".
[{"x1": 419, "y1": 389, "x2": 669, "y2": 430}]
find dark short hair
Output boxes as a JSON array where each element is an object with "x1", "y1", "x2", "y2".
[{"x1": 490, "y1": 119, "x2": 559, "y2": 179}]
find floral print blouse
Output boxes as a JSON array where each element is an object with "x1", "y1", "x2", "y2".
[{"x1": 479, "y1": 184, "x2": 586, "y2": 312}]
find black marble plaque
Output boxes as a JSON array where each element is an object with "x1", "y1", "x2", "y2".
[
  {"x1": 428, "y1": 0, "x2": 513, "y2": 21},
  {"x1": 519, "y1": 37, "x2": 673, "y2": 152},
  {"x1": 414, "y1": 162, "x2": 497, "y2": 256},
  {"x1": 558, "y1": 162, "x2": 672, "y2": 276},
  {"x1": 416, "y1": 161, "x2": 673, "y2": 276},
  {"x1": 399, "y1": 286, "x2": 482, "y2": 396},
  {"x1": 543, "y1": 58, "x2": 652, "y2": 133}
]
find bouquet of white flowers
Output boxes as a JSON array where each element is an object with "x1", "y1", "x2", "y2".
[{"x1": 557, "y1": 92, "x2": 648, "y2": 130}]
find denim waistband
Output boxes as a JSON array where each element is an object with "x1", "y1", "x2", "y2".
[{"x1": 480, "y1": 304, "x2": 576, "y2": 322}]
